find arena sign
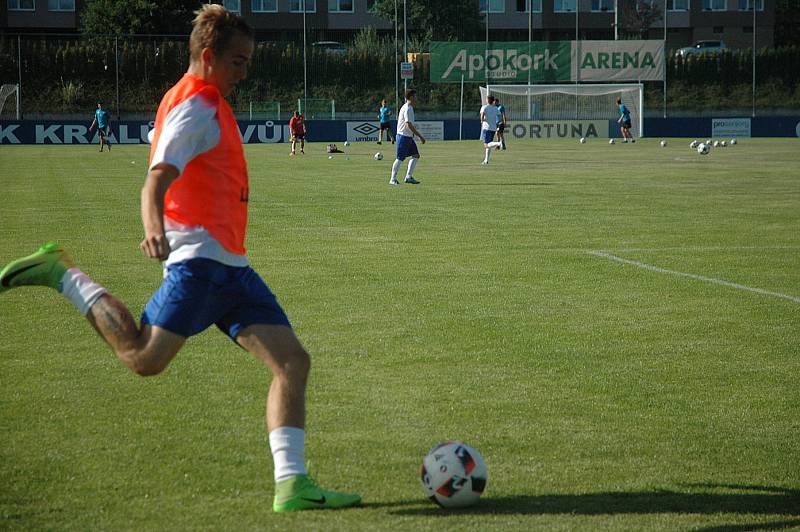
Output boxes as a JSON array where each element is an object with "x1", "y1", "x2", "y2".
[
  {"x1": 575, "y1": 40, "x2": 664, "y2": 82},
  {"x1": 431, "y1": 41, "x2": 664, "y2": 83}
]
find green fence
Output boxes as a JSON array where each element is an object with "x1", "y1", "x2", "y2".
[{"x1": 1, "y1": 34, "x2": 798, "y2": 119}]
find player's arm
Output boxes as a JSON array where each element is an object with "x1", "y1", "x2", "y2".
[
  {"x1": 89, "y1": 117, "x2": 97, "y2": 131},
  {"x1": 140, "y1": 164, "x2": 179, "y2": 260},
  {"x1": 502, "y1": 111, "x2": 507, "y2": 125},
  {"x1": 407, "y1": 121, "x2": 426, "y2": 144}
]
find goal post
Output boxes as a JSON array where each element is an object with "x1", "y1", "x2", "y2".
[
  {"x1": 0, "y1": 84, "x2": 20, "y2": 120},
  {"x1": 481, "y1": 84, "x2": 644, "y2": 139}
]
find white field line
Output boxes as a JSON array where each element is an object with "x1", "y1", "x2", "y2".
[{"x1": 589, "y1": 251, "x2": 800, "y2": 304}]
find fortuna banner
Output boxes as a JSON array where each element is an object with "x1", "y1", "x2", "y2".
[{"x1": 430, "y1": 41, "x2": 664, "y2": 83}]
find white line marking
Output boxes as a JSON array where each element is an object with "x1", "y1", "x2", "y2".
[{"x1": 589, "y1": 251, "x2": 800, "y2": 304}]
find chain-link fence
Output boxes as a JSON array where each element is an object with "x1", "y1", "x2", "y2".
[{"x1": 1, "y1": 30, "x2": 798, "y2": 121}]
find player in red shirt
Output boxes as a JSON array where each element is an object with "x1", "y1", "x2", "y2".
[{"x1": 289, "y1": 110, "x2": 306, "y2": 155}]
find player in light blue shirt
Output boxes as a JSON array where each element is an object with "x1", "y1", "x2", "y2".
[
  {"x1": 89, "y1": 102, "x2": 112, "y2": 152},
  {"x1": 378, "y1": 98, "x2": 394, "y2": 145},
  {"x1": 494, "y1": 99, "x2": 507, "y2": 150},
  {"x1": 616, "y1": 98, "x2": 634, "y2": 143}
]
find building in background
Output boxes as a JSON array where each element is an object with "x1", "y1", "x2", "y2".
[{"x1": 1, "y1": 0, "x2": 774, "y2": 49}]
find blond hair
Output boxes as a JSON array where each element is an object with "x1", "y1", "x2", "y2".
[{"x1": 189, "y1": 4, "x2": 254, "y2": 62}]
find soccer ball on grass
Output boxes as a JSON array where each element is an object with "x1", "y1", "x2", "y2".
[
  {"x1": 420, "y1": 441, "x2": 487, "y2": 508},
  {"x1": 730, "y1": 138, "x2": 737, "y2": 145},
  {"x1": 374, "y1": 152, "x2": 384, "y2": 161},
  {"x1": 609, "y1": 138, "x2": 615, "y2": 145},
  {"x1": 660, "y1": 140, "x2": 667, "y2": 147},
  {"x1": 344, "y1": 141, "x2": 350, "y2": 147},
  {"x1": 697, "y1": 143, "x2": 710, "y2": 155},
  {"x1": 579, "y1": 137, "x2": 587, "y2": 144}
]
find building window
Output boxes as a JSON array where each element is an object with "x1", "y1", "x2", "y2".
[
  {"x1": 479, "y1": 0, "x2": 504, "y2": 13},
  {"x1": 668, "y1": 0, "x2": 690, "y2": 10},
  {"x1": 712, "y1": 25, "x2": 723, "y2": 33},
  {"x1": 222, "y1": 0, "x2": 240, "y2": 12},
  {"x1": 516, "y1": 0, "x2": 542, "y2": 11},
  {"x1": 252, "y1": 0, "x2": 277, "y2": 12},
  {"x1": 702, "y1": 0, "x2": 726, "y2": 11},
  {"x1": 290, "y1": 0, "x2": 316, "y2": 12},
  {"x1": 48, "y1": 0, "x2": 74, "y2": 10},
  {"x1": 743, "y1": 25, "x2": 753, "y2": 33},
  {"x1": 555, "y1": 0, "x2": 577, "y2": 12},
  {"x1": 738, "y1": 0, "x2": 763, "y2": 10},
  {"x1": 329, "y1": 0, "x2": 353, "y2": 12},
  {"x1": 591, "y1": 0, "x2": 614, "y2": 11},
  {"x1": 8, "y1": 0, "x2": 35, "y2": 10}
]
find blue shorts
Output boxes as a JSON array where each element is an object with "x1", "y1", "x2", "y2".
[
  {"x1": 396, "y1": 134, "x2": 419, "y2": 161},
  {"x1": 481, "y1": 129, "x2": 496, "y2": 144},
  {"x1": 141, "y1": 259, "x2": 291, "y2": 339}
]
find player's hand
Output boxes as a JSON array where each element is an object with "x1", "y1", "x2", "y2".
[
  {"x1": 419, "y1": 136, "x2": 426, "y2": 144},
  {"x1": 140, "y1": 233, "x2": 170, "y2": 261}
]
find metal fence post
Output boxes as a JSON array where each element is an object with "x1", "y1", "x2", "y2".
[{"x1": 115, "y1": 37, "x2": 120, "y2": 120}]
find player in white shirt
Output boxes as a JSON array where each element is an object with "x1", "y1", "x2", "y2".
[
  {"x1": 389, "y1": 89, "x2": 426, "y2": 185},
  {"x1": 480, "y1": 95, "x2": 503, "y2": 165}
]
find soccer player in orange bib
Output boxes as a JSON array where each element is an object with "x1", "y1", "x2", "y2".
[{"x1": 0, "y1": 4, "x2": 360, "y2": 513}]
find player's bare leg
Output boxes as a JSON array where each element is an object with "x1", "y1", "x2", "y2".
[
  {"x1": 236, "y1": 324, "x2": 360, "y2": 512},
  {"x1": 87, "y1": 295, "x2": 185, "y2": 376}
]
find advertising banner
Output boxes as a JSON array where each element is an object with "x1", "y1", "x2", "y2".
[
  {"x1": 575, "y1": 41, "x2": 665, "y2": 82},
  {"x1": 430, "y1": 40, "x2": 664, "y2": 83},
  {"x1": 430, "y1": 41, "x2": 571, "y2": 83},
  {"x1": 347, "y1": 121, "x2": 443, "y2": 142},
  {"x1": 711, "y1": 118, "x2": 751, "y2": 138},
  {"x1": 507, "y1": 120, "x2": 608, "y2": 140}
]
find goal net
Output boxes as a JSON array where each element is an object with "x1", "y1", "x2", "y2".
[
  {"x1": 297, "y1": 98, "x2": 335, "y2": 120},
  {"x1": 0, "y1": 84, "x2": 20, "y2": 119},
  {"x1": 249, "y1": 101, "x2": 282, "y2": 120},
  {"x1": 480, "y1": 84, "x2": 644, "y2": 138}
]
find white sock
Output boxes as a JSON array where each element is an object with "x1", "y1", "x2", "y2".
[
  {"x1": 488, "y1": 141, "x2": 502, "y2": 148},
  {"x1": 405, "y1": 158, "x2": 417, "y2": 179},
  {"x1": 269, "y1": 426, "x2": 307, "y2": 482},
  {"x1": 59, "y1": 268, "x2": 107, "y2": 316},
  {"x1": 390, "y1": 159, "x2": 401, "y2": 181},
  {"x1": 484, "y1": 148, "x2": 491, "y2": 162}
]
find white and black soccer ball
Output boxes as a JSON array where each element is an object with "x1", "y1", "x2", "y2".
[
  {"x1": 579, "y1": 137, "x2": 587, "y2": 144},
  {"x1": 344, "y1": 141, "x2": 350, "y2": 147},
  {"x1": 660, "y1": 140, "x2": 667, "y2": 147},
  {"x1": 609, "y1": 138, "x2": 615, "y2": 145},
  {"x1": 697, "y1": 143, "x2": 710, "y2": 155},
  {"x1": 374, "y1": 152, "x2": 384, "y2": 161},
  {"x1": 420, "y1": 441, "x2": 487, "y2": 508},
  {"x1": 690, "y1": 140, "x2": 698, "y2": 149},
  {"x1": 713, "y1": 140, "x2": 720, "y2": 148},
  {"x1": 720, "y1": 140, "x2": 727, "y2": 147},
  {"x1": 730, "y1": 138, "x2": 737, "y2": 145}
]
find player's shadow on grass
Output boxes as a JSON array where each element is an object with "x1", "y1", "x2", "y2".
[{"x1": 386, "y1": 484, "x2": 800, "y2": 517}]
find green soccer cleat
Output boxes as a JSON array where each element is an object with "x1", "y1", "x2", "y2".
[
  {"x1": 272, "y1": 474, "x2": 361, "y2": 512},
  {"x1": 0, "y1": 242, "x2": 74, "y2": 294}
]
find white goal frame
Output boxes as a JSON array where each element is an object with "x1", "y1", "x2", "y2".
[
  {"x1": 481, "y1": 83, "x2": 644, "y2": 138},
  {"x1": 0, "y1": 84, "x2": 20, "y2": 120}
]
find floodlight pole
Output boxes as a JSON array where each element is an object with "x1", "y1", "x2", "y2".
[
  {"x1": 663, "y1": 0, "x2": 667, "y2": 118},
  {"x1": 614, "y1": 0, "x2": 618, "y2": 40},
  {"x1": 395, "y1": 0, "x2": 399, "y2": 113},
  {"x1": 485, "y1": 7, "x2": 489, "y2": 84},
  {"x1": 17, "y1": 35, "x2": 22, "y2": 119},
  {"x1": 303, "y1": 2, "x2": 308, "y2": 115},
  {"x1": 575, "y1": 2, "x2": 579, "y2": 120},
  {"x1": 115, "y1": 37, "x2": 120, "y2": 120},
  {"x1": 403, "y1": 0, "x2": 407, "y2": 93},
  {"x1": 752, "y1": 0, "x2": 756, "y2": 118}
]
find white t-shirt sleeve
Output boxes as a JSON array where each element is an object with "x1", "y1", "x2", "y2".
[
  {"x1": 406, "y1": 105, "x2": 415, "y2": 125},
  {"x1": 150, "y1": 93, "x2": 221, "y2": 174}
]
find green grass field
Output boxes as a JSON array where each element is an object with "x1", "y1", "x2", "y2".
[{"x1": 1, "y1": 138, "x2": 798, "y2": 531}]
